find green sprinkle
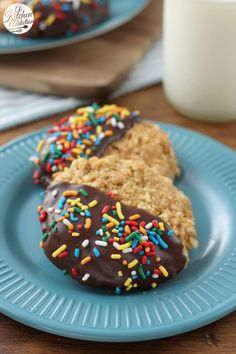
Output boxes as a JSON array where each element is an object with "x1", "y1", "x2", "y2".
[
  {"x1": 112, "y1": 113, "x2": 121, "y2": 121},
  {"x1": 74, "y1": 206, "x2": 81, "y2": 213},
  {"x1": 42, "y1": 152, "x2": 50, "y2": 162},
  {"x1": 92, "y1": 102, "x2": 100, "y2": 111},
  {"x1": 50, "y1": 220, "x2": 57, "y2": 228},
  {"x1": 62, "y1": 269, "x2": 68, "y2": 276},
  {"x1": 102, "y1": 226, "x2": 108, "y2": 231},
  {"x1": 42, "y1": 233, "x2": 48, "y2": 242},
  {"x1": 79, "y1": 188, "x2": 88, "y2": 197},
  {"x1": 53, "y1": 227, "x2": 58, "y2": 233},
  {"x1": 112, "y1": 210, "x2": 118, "y2": 216},
  {"x1": 157, "y1": 229, "x2": 163, "y2": 236},
  {"x1": 125, "y1": 231, "x2": 139, "y2": 242},
  {"x1": 138, "y1": 265, "x2": 146, "y2": 280},
  {"x1": 89, "y1": 113, "x2": 98, "y2": 126},
  {"x1": 102, "y1": 236, "x2": 109, "y2": 242}
]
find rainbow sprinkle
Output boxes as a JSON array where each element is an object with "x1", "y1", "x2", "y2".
[{"x1": 32, "y1": 103, "x2": 139, "y2": 185}]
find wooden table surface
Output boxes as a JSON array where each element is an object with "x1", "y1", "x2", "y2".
[{"x1": 0, "y1": 85, "x2": 235, "y2": 354}]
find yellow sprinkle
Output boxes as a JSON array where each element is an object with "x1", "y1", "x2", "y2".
[
  {"x1": 114, "y1": 237, "x2": 120, "y2": 241},
  {"x1": 139, "y1": 226, "x2": 147, "y2": 235},
  {"x1": 68, "y1": 223, "x2": 74, "y2": 231},
  {"x1": 39, "y1": 240, "x2": 44, "y2": 248},
  {"x1": 129, "y1": 214, "x2": 141, "y2": 221},
  {"x1": 103, "y1": 213, "x2": 119, "y2": 226},
  {"x1": 159, "y1": 222, "x2": 165, "y2": 231},
  {"x1": 63, "y1": 190, "x2": 78, "y2": 197},
  {"x1": 106, "y1": 222, "x2": 114, "y2": 228},
  {"x1": 126, "y1": 284, "x2": 133, "y2": 291},
  {"x1": 97, "y1": 104, "x2": 117, "y2": 114},
  {"x1": 133, "y1": 283, "x2": 138, "y2": 288},
  {"x1": 68, "y1": 208, "x2": 74, "y2": 212},
  {"x1": 90, "y1": 134, "x2": 96, "y2": 141},
  {"x1": 117, "y1": 241, "x2": 132, "y2": 250},
  {"x1": 86, "y1": 149, "x2": 91, "y2": 156},
  {"x1": 124, "y1": 225, "x2": 131, "y2": 234},
  {"x1": 85, "y1": 218, "x2": 91, "y2": 230},
  {"x1": 111, "y1": 254, "x2": 122, "y2": 259},
  {"x1": 96, "y1": 125, "x2": 102, "y2": 134},
  {"x1": 57, "y1": 217, "x2": 64, "y2": 222},
  {"x1": 105, "y1": 231, "x2": 111, "y2": 237},
  {"x1": 124, "y1": 278, "x2": 132, "y2": 287},
  {"x1": 72, "y1": 232, "x2": 80, "y2": 237},
  {"x1": 112, "y1": 228, "x2": 119, "y2": 234},
  {"x1": 123, "y1": 260, "x2": 128, "y2": 266},
  {"x1": 145, "y1": 247, "x2": 150, "y2": 253},
  {"x1": 116, "y1": 202, "x2": 124, "y2": 220},
  {"x1": 156, "y1": 257, "x2": 161, "y2": 263},
  {"x1": 65, "y1": 156, "x2": 75, "y2": 162},
  {"x1": 127, "y1": 259, "x2": 138, "y2": 269},
  {"x1": 72, "y1": 148, "x2": 82, "y2": 155},
  {"x1": 45, "y1": 13, "x2": 56, "y2": 26},
  {"x1": 152, "y1": 282, "x2": 157, "y2": 288},
  {"x1": 37, "y1": 205, "x2": 43, "y2": 212},
  {"x1": 36, "y1": 140, "x2": 45, "y2": 152},
  {"x1": 52, "y1": 244, "x2": 67, "y2": 258},
  {"x1": 81, "y1": 256, "x2": 91, "y2": 265},
  {"x1": 159, "y1": 265, "x2": 169, "y2": 277},
  {"x1": 118, "y1": 271, "x2": 123, "y2": 277},
  {"x1": 65, "y1": 213, "x2": 70, "y2": 218},
  {"x1": 88, "y1": 200, "x2": 98, "y2": 208}
]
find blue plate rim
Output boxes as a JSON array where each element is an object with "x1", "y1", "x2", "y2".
[{"x1": 0, "y1": 121, "x2": 236, "y2": 342}]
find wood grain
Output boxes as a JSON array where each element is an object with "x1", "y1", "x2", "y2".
[
  {"x1": 0, "y1": 0, "x2": 162, "y2": 98},
  {"x1": 0, "y1": 85, "x2": 236, "y2": 353}
]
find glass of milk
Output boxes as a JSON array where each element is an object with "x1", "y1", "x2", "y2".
[{"x1": 163, "y1": 0, "x2": 236, "y2": 122}]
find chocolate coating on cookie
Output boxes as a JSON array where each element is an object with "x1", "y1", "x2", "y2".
[
  {"x1": 39, "y1": 182, "x2": 187, "y2": 293},
  {"x1": 24, "y1": 0, "x2": 109, "y2": 38},
  {"x1": 32, "y1": 104, "x2": 139, "y2": 186}
]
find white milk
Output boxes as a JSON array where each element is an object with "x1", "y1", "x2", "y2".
[{"x1": 163, "y1": 0, "x2": 236, "y2": 122}]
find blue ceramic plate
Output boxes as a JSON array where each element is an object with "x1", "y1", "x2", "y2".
[
  {"x1": 0, "y1": 0, "x2": 150, "y2": 54},
  {"x1": 0, "y1": 122, "x2": 236, "y2": 342}
]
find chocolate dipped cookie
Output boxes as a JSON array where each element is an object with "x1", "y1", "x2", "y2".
[
  {"x1": 38, "y1": 157, "x2": 197, "y2": 293},
  {"x1": 32, "y1": 104, "x2": 179, "y2": 186}
]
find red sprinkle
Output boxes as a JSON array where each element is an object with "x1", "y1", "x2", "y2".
[
  {"x1": 139, "y1": 221, "x2": 146, "y2": 228},
  {"x1": 152, "y1": 220, "x2": 159, "y2": 228},
  {"x1": 133, "y1": 245, "x2": 143, "y2": 254},
  {"x1": 126, "y1": 221, "x2": 138, "y2": 226},
  {"x1": 71, "y1": 267, "x2": 78, "y2": 276},
  {"x1": 39, "y1": 211, "x2": 47, "y2": 222},
  {"x1": 142, "y1": 256, "x2": 147, "y2": 265},
  {"x1": 154, "y1": 268, "x2": 162, "y2": 276},
  {"x1": 58, "y1": 251, "x2": 69, "y2": 259},
  {"x1": 146, "y1": 252, "x2": 156, "y2": 256},
  {"x1": 77, "y1": 224, "x2": 83, "y2": 230},
  {"x1": 102, "y1": 205, "x2": 110, "y2": 214}
]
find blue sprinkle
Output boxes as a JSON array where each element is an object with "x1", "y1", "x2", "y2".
[
  {"x1": 67, "y1": 132, "x2": 73, "y2": 142},
  {"x1": 167, "y1": 229, "x2": 174, "y2": 237},
  {"x1": 132, "y1": 238, "x2": 138, "y2": 249},
  {"x1": 132, "y1": 275, "x2": 138, "y2": 280},
  {"x1": 102, "y1": 217, "x2": 108, "y2": 222},
  {"x1": 61, "y1": 210, "x2": 67, "y2": 216},
  {"x1": 115, "y1": 287, "x2": 121, "y2": 295},
  {"x1": 85, "y1": 210, "x2": 91, "y2": 217},
  {"x1": 147, "y1": 260, "x2": 151, "y2": 265},
  {"x1": 118, "y1": 227, "x2": 123, "y2": 231},
  {"x1": 156, "y1": 235, "x2": 168, "y2": 249},
  {"x1": 149, "y1": 236, "x2": 158, "y2": 246},
  {"x1": 94, "y1": 139, "x2": 102, "y2": 146},
  {"x1": 96, "y1": 230, "x2": 100, "y2": 235},
  {"x1": 93, "y1": 247, "x2": 101, "y2": 258},
  {"x1": 74, "y1": 248, "x2": 80, "y2": 258},
  {"x1": 120, "y1": 221, "x2": 125, "y2": 225},
  {"x1": 149, "y1": 231, "x2": 157, "y2": 236},
  {"x1": 146, "y1": 270, "x2": 151, "y2": 277},
  {"x1": 118, "y1": 233, "x2": 123, "y2": 237},
  {"x1": 70, "y1": 213, "x2": 78, "y2": 222},
  {"x1": 139, "y1": 250, "x2": 145, "y2": 256},
  {"x1": 50, "y1": 145, "x2": 56, "y2": 154},
  {"x1": 58, "y1": 197, "x2": 66, "y2": 209}
]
